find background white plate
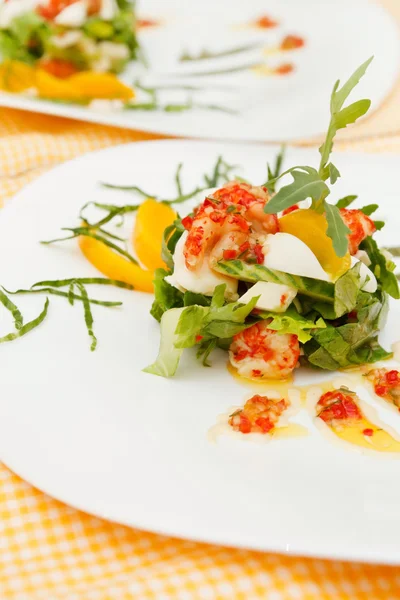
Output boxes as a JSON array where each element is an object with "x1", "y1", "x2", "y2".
[
  {"x1": 0, "y1": 0, "x2": 399, "y2": 141},
  {"x1": 1, "y1": 140, "x2": 400, "y2": 564}
]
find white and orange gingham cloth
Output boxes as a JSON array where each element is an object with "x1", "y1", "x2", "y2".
[{"x1": 1, "y1": 1, "x2": 400, "y2": 593}]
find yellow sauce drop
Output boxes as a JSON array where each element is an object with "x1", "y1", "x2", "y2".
[
  {"x1": 331, "y1": 419, "x2": 400, "y2": 453},
  {"x1": 227, "y1": 362, "x2": 294, "y2": 395},
  {"x1": 271, "y1": 423, "x2": 309, "y2": 439}
]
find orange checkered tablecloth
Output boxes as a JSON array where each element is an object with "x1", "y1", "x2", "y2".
[{"x1": 2, "y1": 54, "x2": 400, "y2": 600}]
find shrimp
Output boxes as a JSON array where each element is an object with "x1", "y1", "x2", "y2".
[
  {"x1": 183, "y1": 182, "x2": 279, "y2": 271},
  {"x1": 340, "y1": 208, "x2": 376, "y2": 255},
  {"x1": 229, "y1": 321, "x2": 300, "y2": 380},
  {"x1": 208, "y1": 231, "x2": 267, "y2": 268},
  {"x1": 229, "y1": 394, "x2": 289, "y2": 434}
]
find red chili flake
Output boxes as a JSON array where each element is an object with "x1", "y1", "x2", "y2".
[
  {"x1": 254, "y1": 244, "x2": 264, "y2": 264},
  {"x1": 195, "y1": 335, "x2": 203, "y2": 343},
  {"x1": 375, "y1": 385, "x2": 388, "y2": 397},
  {"x1": 254, "y1": 15, "x2": 278, "y2": 29},
  {"x1": 282, "y1": 205, "x2": 299, "y2": 216},
  {"x1": 280, "y1": 35, "x2": 305, "y2": 51},
  {"x1": 239, "y1": 241, "x2": 250, "y2": 253},
  {"x1": 386, "y1": 370, "x2": 399, "y2": 384},
  {"x1": 181, "y1": 215, "x2": 193, "y2": 230},
  {"x1": 137, "y1": 18, "x2": 159, "y2": 28},
  {"x1": 362, "y1": 428, "x2": 374, "y2": 437},
  {"x1": 239, "y1": 414, "x2": 252, "y2": 434},
  {"x1": 252, "y1": 369, "x2": 262, "y2": 378},
  {"x1": 210, "y1": 211, "x2": 225, "y2": 224},
  {"x1": 223, "y1": 249, "x2": 238, "y2": 260},
  {"x1": 274, "y1": 63, "x2": 295, "y2": 76},
  {"x1": 348, "y1": 311, "x2": 358, "y2": 320},
  {"x1": 280, "y1": 294, "x2": 288, "y2": 306},
  {"x1": 255, "y1": 417, "x2": 274, "y2": 433}
]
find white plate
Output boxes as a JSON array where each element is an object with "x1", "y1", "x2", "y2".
[
  {"x1": 1, "y1": 140, "x2": 400, "y2": 564},
  {"x1": 0, "y1": 0, "x2": 399, "y2": 141}
]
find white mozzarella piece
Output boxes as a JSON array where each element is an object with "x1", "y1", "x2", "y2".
[
  {"x1": 168, "y1": 232, "x2": 238, "y2": 299},
  {"x1": 55, "y1": 0, "x2": 87, "y2": 27},
  {"x1": 98, "y1": 41, "x2": 130, "y2": 60},
  {"x1": 50, "y1": 30, "x2": 83, "y2": 48},
  {"x1": 99, "y1": 0, "x2": 117, "y2": 20},
  {"x1": 238, "y1": 281, "x2": 297, "y2": 313},
  {"x1": 351, "y1": 256, "x2": 377, "y2": 293},
  {"x1": 263, "y1": 233, "x2": 330, "y2": 282},
  {"x1": 0, "y1": 0, "x2": 40, "y2": 28}
]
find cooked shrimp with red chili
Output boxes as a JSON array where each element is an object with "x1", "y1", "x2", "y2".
[
  {"x1": 365, "y1": 369, "x2": 400, "y2": 410},
  {"x1": 229, "y1": 321, "x2": 300, "y2": 380},
  {"x1": 146, "y1": 139, "x2": 398, "y2": 381},
  {"x1": 229, "y1": 395, "x2": 289, "y2": 434}
]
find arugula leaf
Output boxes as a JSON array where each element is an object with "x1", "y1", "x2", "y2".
[
  {"x1": 319, "y1": 57, "x2": 373, "y2": 173},
  {"x1": 374, "y1": 221, "x2": 385, "y2": 231},
  {"x1": 266, "y1": 146, "x2": 285, "y2": 193},
  {"x1": 328, "y1": 163, "x2": 341, "y2": 185},
  {"x1": 324, "y1": 201, "x2": 351, "y2": 257},
  {"x1": 360, "y1": 204, "x2": 378, "y2": 216},
  {"x1": 360, "y1": 236, "x2": 400, "y2": 299},
  {"x1": 336, "y1": 195, "x2": 358, "y2": 209},
  {"x1": 264, "y1": 59, "x2": 373, "y2": 257},
  {"x1": 265, "y1": 167, "x2": 330, "y2": 214}
]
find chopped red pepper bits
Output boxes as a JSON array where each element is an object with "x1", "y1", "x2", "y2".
[
  {"x1": 282, "y1": 204, "x2": 299, "y2": 216},
  {"x1": 229, "y1": 394, "x2": 289, "y2": 434},
  {"x1": 365, "y1": 369, "x2": 400, "y2": 409},
  {"x1": 317, "y1": 390, "x2": 362, "y2": 426},
  {"x1": 181, "y1": 215, "x2": 193, "y2": 230},
  {"x1": 274, "y1": 63, "x2": 295, "y2": 76},
  {"x1": 280, "y1": 35, "x2": 305, "y2": 51},
  {"x1": 195, "y1": 335, "x2": 203, "y2": 343},
  {"x1": 223, "y1": 249, "x2": 238, "y2": 260},
  {"x1": 253, "y1": 244, "x2": 264, "y2": 264},
  {"x1": 363, "y1": 428, "x2": 374, "y2": 437},
  {"x1": 254, "y1": 15, "x2": 278, "y2": 29}
]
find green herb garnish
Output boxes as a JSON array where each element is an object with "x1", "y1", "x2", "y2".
[{"x1": 264, "y1": 57, "x2": 373, "y2": 257}]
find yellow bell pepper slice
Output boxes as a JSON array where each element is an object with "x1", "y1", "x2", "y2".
[
  {"x1": 0, "y1": 60, "x2": 36, "y2": 92},
  {"x1": 36, "y1": 70, "x2": 83, "y2": 101},
  {"x1": 69, "y1": 72, "x2": 134, "y2": 100},
  {"x1": 35, "y1": 70, "x2": 134, "y2": 101},
  {"x1": 279, "y1": 209, "x2": 351, "y2": 280},
  {"x1": 133, "y1": 199, "x2": 177, "y2": 271},
  {"x1": 79, "y1": 234, "x2": 154, "y2": 293}
]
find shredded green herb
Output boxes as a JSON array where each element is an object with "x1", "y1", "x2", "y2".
[
  {"x1": 75, "y1": 282, "x2": 97, "y2": 351},
  {"x1": 0, "y1": 298, "x2": 49, "y2": 344},
  {"x1": 0, "y1": 289, "x2": 23, "y2": 330}
]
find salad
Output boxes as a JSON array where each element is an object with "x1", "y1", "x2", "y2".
[
  {"x1": 0, "y1": 0, "x2": 138, "y2": 76},
  {"x1": 145, "y1": 57, "x2": 400, "y2": 380}
]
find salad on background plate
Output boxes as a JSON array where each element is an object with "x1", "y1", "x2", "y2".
[{"x1": 0, "y1": 0, "x2": 138, "y2": 101}]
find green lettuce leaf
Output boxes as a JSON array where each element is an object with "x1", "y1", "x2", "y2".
[
  {"x1": 143, "y1": 307, "x2": 185, "y2": 377},
  {"x1": 256, "y1": 307, "x2": 326, "y2": 343},
  {"x1": 360, "y1": 236, "x2": 400, "y2": 299},
  {"x1": 150, "y1": 268, "x2": 183, "y2": 322},
  {"x1": 304, "y1": 289, "x2": 390, "y2": 370}
]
